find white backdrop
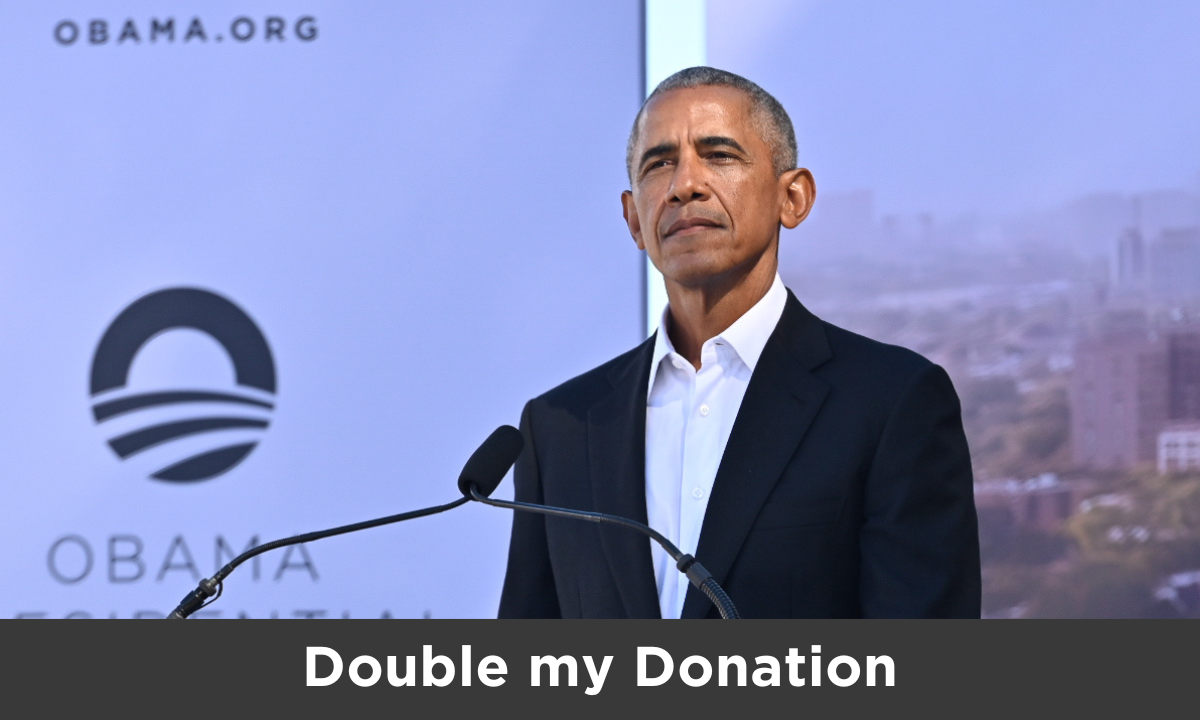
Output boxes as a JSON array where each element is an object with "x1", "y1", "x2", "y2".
[{"x1": 0, "y1": 1, "x2": 641, "y2": 618}]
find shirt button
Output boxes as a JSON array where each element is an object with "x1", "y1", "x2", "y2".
[
  {"x1": 692, "y1": 487, "x2": 704, "y2": 499},
  {"x1": 699, "y1": 404, "x2": 710, "y2": 417}
]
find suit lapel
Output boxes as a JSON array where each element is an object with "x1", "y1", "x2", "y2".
[
  {"x1": 587, "y1": 336, "x2": 661, "y2": 618},
  {"x1": 681, "y1": 291, "x2": 833, "y2": 619}
]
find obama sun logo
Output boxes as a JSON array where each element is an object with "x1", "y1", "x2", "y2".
[{"x1": 89, "y1": 287, "x2": 277, "y2": 482}]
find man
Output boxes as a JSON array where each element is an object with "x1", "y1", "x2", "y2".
[{"x1": 499, "y1": 67, "x2": 980, "y2": 619}]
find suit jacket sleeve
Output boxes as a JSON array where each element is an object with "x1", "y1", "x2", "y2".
[
  {"x1": 497, "y1": 400, "x2": 562, "y2": 618},
  {"x1": 859, "y1": 363, "x2": 981, "y2": 618}
]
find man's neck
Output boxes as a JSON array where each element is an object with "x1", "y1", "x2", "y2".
[{"x1": 664, "y1": 258, "x2": 778, "y2": 369}]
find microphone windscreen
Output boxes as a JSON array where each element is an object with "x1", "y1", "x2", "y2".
[{"x1": 458, "y1": 425, "x2": 524, "y2": 498}]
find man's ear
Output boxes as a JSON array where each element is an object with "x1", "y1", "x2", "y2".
[
  {"x1": 621, "y1": 190, "x2": 646, "y2": 250},
  {"x1": 779, "y1": 168, "x2": 816, "y2": 229}
]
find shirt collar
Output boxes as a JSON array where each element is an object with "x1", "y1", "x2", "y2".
[{"x1": 647, "y1": 273, "x2": 788, "y2": 396}]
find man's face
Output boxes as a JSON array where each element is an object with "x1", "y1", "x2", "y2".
[{"x1": 622, "y1": 86, "x2": 800, "y2": 290}]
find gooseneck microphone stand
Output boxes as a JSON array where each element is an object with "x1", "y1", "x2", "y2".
[
  {"x1": 467, "y1": 485, "x2": 740, "y2": 620},
  {"x1": 167, "y1": 425, "x2": 526, "y2": 619},
  {"x1": 165, "y1": 497, "x2": 469, "y2": 619}
]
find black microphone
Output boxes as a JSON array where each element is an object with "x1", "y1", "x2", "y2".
[
  {"x1": 465, "y1": 425, "x2": 740, "y2": 620},
  {"x1": 458, "y1": 425, "x2": 525, "y2": 499},
  {"x1": 165, "y1": 426, "x2": 524, "y2": 619}
]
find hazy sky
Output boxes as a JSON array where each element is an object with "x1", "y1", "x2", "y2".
[{"x1": 708, "y1": 0, "x2": 1200, "y2": 218}]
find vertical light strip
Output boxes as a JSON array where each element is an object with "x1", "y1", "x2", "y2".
[{"x1": 642, "y1": 0, "x2": 707, "y2": 336}]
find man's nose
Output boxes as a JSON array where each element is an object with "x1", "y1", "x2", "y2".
[{"x1": 667, "y1": 152, "x2": 709, "y2": 204}]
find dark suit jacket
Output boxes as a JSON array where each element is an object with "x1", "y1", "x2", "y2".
[{"x1": 499, "y1": 289, "x2": 980, "y2": 618}]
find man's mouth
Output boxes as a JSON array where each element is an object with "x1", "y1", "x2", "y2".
[{"x1": 663, "y1": 216, "x2": 724, "y2": 238}]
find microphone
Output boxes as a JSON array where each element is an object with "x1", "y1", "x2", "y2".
[
  {"x1": 465, "y1": 425, "x2": 740, "y2": 620},
  {"x1": 165, "y1": 426, "x2": 523, "y2": 619},
  {"x1": 458, "y1": 425, "x2": 525, "y2": 499}
]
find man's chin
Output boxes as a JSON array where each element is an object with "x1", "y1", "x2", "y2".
[{"x1": 657, "y1": 259, "x2": 741, "y2": 289}]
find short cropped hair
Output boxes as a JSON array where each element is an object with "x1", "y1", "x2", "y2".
[{"x1": 626, "y1": 66, "x2": 798, "y2": 183}]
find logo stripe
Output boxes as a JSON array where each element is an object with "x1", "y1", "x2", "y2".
[
  {"x1": 92, "y1": 390, "x2": 274, "y2": 422},
  {"x1": 152, "y1": 442, "x2": 260, "y2": 482},
  {"x1": 107, "y1": 417, "x2": 269, "y2": 458}
]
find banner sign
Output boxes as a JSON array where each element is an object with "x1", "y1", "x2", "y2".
[
  {"x1": 0, "y1": 2, "x2": 641, "y2": 619},
  {"x1": 7, "y1": 620, "x2": 1192, "y2": 715}
]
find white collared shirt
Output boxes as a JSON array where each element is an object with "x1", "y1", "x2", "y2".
[{"x1": 645, "y1": 273, "x2": 788, "y2": 619}]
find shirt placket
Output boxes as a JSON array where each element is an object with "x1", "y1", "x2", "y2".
[
  {"x1": 657, "y1": 355, "x2": 694, "y2": 618},
  {"x1": 677, "y1": 345, "x2": 722, "y2": 596}
]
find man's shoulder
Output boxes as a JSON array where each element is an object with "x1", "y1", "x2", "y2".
[
  {"x1": 808, "y1": 314, "x2": 955, "y2": 411},
  {"x1": 819, "y1": 319, "x2": 935, "y2": 377},
  {"x1": 781, "y1": 289, "x2": 938, "y2": 386},
  {"x1": 525, "y1": 336, "x2": 654, "y2": 417}
]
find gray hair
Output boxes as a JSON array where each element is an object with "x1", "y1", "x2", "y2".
[{"x1": 625, "y1": 66, "x2": 798, "y2": 183}]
